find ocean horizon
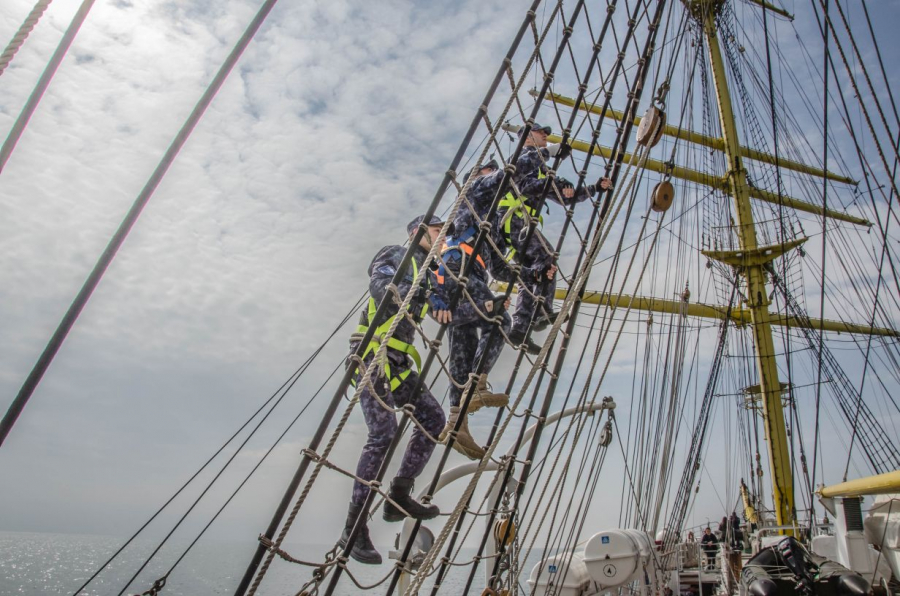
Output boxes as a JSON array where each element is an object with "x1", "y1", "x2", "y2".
[{"x1": 1, "y1": 530, "x2": 544, "y2": 595}]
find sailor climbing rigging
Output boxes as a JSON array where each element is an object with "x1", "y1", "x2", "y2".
[
  {"x1": 498, "y1": 123, "x2": 612, "y2": 349},
  {"x1": 432, "y1": 161, "x2": 512, "y2": 460},
  {"x1": 339, "y1": 215, "x2": 448, "y2": 565}
]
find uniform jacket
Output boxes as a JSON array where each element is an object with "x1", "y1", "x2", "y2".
[
  {"x1": 359, "y1": 244, "x2": 431, "y2": 365},
  {"x1": 514, "y1": 146, "x2": 592, "y2": 208}
]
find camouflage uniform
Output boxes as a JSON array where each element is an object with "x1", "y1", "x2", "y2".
[
  {"x1": 497, "y1": 145, "x2": 592, "y2": 334},
  {"x1": 349, "y1": 244, "x2": 446, "y2": 506},
  {"x1": 435, "y1": 251, "x2": 511, "y2": 407},
  {"x1": 451, "y1": 167, "x2": 507, "y2": 267},
  {"x1": 434, "y1": 168, "x2": 518, "y2": 406}
]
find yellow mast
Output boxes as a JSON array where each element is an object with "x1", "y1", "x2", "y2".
[
  {"x1": 694, "y1": 0, "x2": 795, "y2": 528},
  {"x1": 818, "y1": 470, "x2": 900, "y2": 498},
  {"x1": 512, "y1": 0, "x2": 887, "y2": 528},
  {"x1": 499, "y1": 124, "x2": 870, "y2": 227},
  {"x1": 492, "y1": 284, "x2": 900, "y2": 338},
  {"x1": 523, "y1": 0, "x2": 883, "y2": 531},
  {"x1": 534, "y1": 90, "x2": 856, "y2": 186}
]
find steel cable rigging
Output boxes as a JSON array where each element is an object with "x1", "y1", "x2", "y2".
[
  {"x1": 416, "y1": 1, "x2": 649, "y2": 590},
  {"x1": 770, "y1": 270, "x2": 900, "y2": 474},
  {"x1": 73, "y1": 293, "x2": 366, "y2": 595},
  {"x1": 0, "y1": 0, "x2": 285, "y2": 447},
  {"x1": 238, "y1": 1, "x2": 617, "y2": 593},
  {"x1": 474, "y1": 6, "x2": 672, "y2": 594},
  {"x1": 352, "y1": 3, "x2": 676, "y2": 592}
]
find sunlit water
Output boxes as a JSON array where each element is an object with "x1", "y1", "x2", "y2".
[{"x1": 0, "y1": 531, "x2": 543, "y2": 595}]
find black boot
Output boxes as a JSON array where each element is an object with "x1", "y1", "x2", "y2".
[
  {"x1": 383, "y1": 477, "x2": 440, "y2": 522},
  {"x1": 507, "y1": 327, "x2": 541, "y2": 355},
  {"x1": 532, "y1": 310, "x2": 562, "y2": 332},
  {"x1": 338, "y1": 503, "x2": 382, "y2": 565}
]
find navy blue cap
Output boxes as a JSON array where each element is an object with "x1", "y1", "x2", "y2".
[
  {"x1": 519, "y1": 122, "x2": 552, "y2": 136},
  {"x1": 407, "y1": 214, "x2": 444, "y2": 236},
  {"x1": 462, "y1": 159, "x2": 500, "y2": 185}
]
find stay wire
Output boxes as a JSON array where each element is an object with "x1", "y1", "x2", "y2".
[
  {"x1": 239, "y1": 2, "x2": 558, "y2": 593},
  {"x1": 0, "y1": 0, "x2": 94, "y2": 174},
  {"x1": 859, "y1": 1, "x2": 900, "y2": 134},
  {"x1": 805, "y1": 0, "x2": 900, "y2": 475},
  {"x1": 448, "y1": 27, "x2": 663, "y2": 596},
  {"x1": 71, "y1": 292, "x2": 364, "y2": 596},
  {"x1": 663, "y1": 273, "x2": 739, "y2": 550},
  {"x1": 513, "y1": 405, "x2": 602, "y2": 579},
  {"x1": 838, "y1": 8, "x2": 900, "y2": 475},
  {"x1": 517, "y1": 414, "x2": 609, "y2": 591},
  {"x1": 811, "y1": 0, "x2": 829, "y2": 502},
  {"x1": 116, "y1": 303, "x2": 361, "y2": 596},
  {"x1": 814, "y1": 0, "x2": 900, "y2": 208},
  {"x1": 483, "y1": 1, "x2": 671, "y2": 588},
  {"x1": 771, "y1": 270, "x2": 900, "y2": 473},
  {"x1": 494, "y1": 0, "x2": 636, "y2": 528},
  {"x1": 418, "y1": 1, "x2": 638, "y2": 592},
  {"x1": 159, "y1": 354, "x2": 349, "y2": 587},
  {"x1": 333, "y1": 4, "x2": 580, "y2": 595},
  {"x1": 1, "y1": 0, "x2": 281, "y2": 446}
]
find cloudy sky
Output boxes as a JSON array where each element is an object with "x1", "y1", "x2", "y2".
[
  {"x1": 1, "y1": 0, "x2": 899, "y2": 591},
  {"x1": 0, "y1": 0, "x2": 581, "y2": 551}
]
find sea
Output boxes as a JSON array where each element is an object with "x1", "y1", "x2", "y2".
[{"x1": 0, "y1": 531, "x2": 545, "y2": 595}]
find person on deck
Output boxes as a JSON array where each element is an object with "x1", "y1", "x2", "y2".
[
  {"x1": 700, "y1": 526, "x2": 719, "y2": 569},
  {"x1": 430, "y1": 161, "x2": 513, "y2": 460},
  {"x1": 339, "y1": 215, "x2": 448, "y2": 565},
  {"x1": 728, "y1": 512, "x2": 743, "y2": 549},
  {"x1": 717, "y1": 516, "x2": 728, "y2": 543},
  {"x1": 496, "y1": 123, "x2": 612, "y2": 351}
]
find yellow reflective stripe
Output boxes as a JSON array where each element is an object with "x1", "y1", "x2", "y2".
[
  {"x1": 390, "y1": 368, "x2": 413, "y2": 391},
  {"x1": 499, "y1": 190, "x2": 544, "y2": 249},
  {"x1": 352, "y1": 335, "x2": 419, "y2": 391},
  {"x1": 356, "y1": 325, "x2": 421, "y2": 370},
  {"x1": 500, "y1": 194, "x2": 541, "y2": 218},
  {"x1": 355, "y1": 255, "x2": 426, "y2": 388},
  {"x1": 367, "y1": 296, "x2": 377, "y2": 321},
  {"x1": 498, "y1": 165, "x2": 545, "y2": 216}
]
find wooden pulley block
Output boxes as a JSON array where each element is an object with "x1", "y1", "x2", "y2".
[
  {"x1": 481, "y1": 589, "x2": 498, "y2": 596},
  {"x1": 651, "y1": 180, "x2": 675, "y2": 213},
  {"x1": 636, "y1": 106, "x2": 666, "y2": 148},
  {"x1": 493, "y1": 517, "x2": 517, "y2": 547}
]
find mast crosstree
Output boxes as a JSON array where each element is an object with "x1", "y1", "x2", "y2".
[{"x1": 696, "y1": 0, "x2": 794, "y2": 529}]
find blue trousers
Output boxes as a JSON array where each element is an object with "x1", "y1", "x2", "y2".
[{"x1": 440, "y1": 253, "x2": 511, "y2": 407}]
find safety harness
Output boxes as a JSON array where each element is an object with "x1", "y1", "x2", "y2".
[
  {"x1": 434, "y1": 228, "x2": 487, "y2": 288},
  {"x1": 497, "y1": 169, "x2": 546, "y2": 262},
  {"x1": 352, "y1": 257, "x2": 427, "y2": 391}
]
